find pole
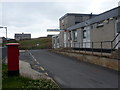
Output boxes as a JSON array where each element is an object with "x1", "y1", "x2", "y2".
[{"x1": 5, "y1": 27, "x2": 7, "y2": 44}]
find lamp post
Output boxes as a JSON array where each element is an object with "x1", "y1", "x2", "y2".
[{"x1": 0, "y1": 27, "x2": 7, "y2": 44}]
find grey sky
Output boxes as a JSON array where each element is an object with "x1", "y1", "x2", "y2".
[{"x1": 0, "y1": 0, "x2": 119, "y2": 38}]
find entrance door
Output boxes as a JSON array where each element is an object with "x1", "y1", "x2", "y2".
[
  {"x1": 83, "y1": 26, "x2": 91, "y2": 48},
  {"x1": 64, "y1": 32, "x2": 66, "y2": 48}
]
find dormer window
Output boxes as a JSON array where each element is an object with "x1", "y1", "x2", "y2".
[{"x1": 96, "y1": 21, "x2": 104, "y2": 28}]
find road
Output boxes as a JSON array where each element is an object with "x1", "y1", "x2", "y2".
[{"x1": 20, "y1": 50, "x2": 119, "y2": 88}]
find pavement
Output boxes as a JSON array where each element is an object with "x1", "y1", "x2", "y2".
[
  {"x1": 3, "y1": 50, "x2": 52, "y2": 80},
  {"x1": 19, "y1": 49, "x2": 119, "y2": 88},
  {"x1": 19, "y1": 60, "x2": 51, "y2": 80}
]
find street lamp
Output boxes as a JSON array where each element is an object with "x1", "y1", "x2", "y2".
[{"x1": 0, "y1": 26, "x2": 7, "y2": 43}]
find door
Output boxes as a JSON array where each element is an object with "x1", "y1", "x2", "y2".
[
  {"x1": 64, "y1": 32, "x2": 66, "y2": 47},
  {"x1": 83, "y1": 26, "x2": 91, "y2": 48}
]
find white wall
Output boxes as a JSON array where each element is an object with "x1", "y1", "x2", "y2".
[{"x1": 83, "y1": 26, "x2": 91, "y2": 48}]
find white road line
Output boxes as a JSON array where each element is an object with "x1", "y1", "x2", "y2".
[
  {"x1": 34, "y1": 59, "x2": 37, "y2": 62},
  {"x1": 27, "y1": 50, "x2": 39, "y2": 64},
  {"x1": 40, "y1": 66, "x2": 45, "y2": 71},
  {"x1": 44, "y1": 72, "x2": 48, "y2": 76},
  {"x1": 36, "y1": 61, "x2": 39, "y2": 64}
]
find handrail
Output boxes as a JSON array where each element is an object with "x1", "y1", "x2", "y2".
[
  {"x1": 61, "y1": 33, "x2": 120, "y2": 54},
  {"x1": 111, "y1": 33, "x2": 120, "y2": 49},
  {"x1": 113, "y1": 40, "x2": 120, "y2": 49},
  {"x1": 111, "y1": 33, "x2": 120, "y2": 43}
]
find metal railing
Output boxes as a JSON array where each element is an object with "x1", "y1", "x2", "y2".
[
  {"x1": 54, "y1": 33, "x2": 120, "y2": 56},
  {"x1": 113, "y1": 40, "x2": 120, "y2": 49},
  {"x1": 62, "y1": 41, "x2": 113, "y2": 55}
]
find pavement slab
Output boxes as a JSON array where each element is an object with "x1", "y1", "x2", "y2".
[{"x1": 19, "y1": 60, "x2": 51, "y2": 80}]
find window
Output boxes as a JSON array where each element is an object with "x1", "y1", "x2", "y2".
[
  {"x1": 83, "y1": 30, "x2": 87, "y2": 39},
  {"x1": 104, "y1": 19, "x2": 109, "y2": 24},
  {"x1": 64, "y1": 32, "x2": 66, "y2": 42},
  {"x1": 61, "y1": 20, "x2": 64, "y2": 23},
  {"x1": 57, "y1": 38, "x2": 59, "y2": 43},
  {"x1": 68, "y1": 31, "x2": 72, "y2": 40},
  {"x1": 96, "y1": 21, "x2": 104, "y2": 28},
  {"x1": 91, "y1": 25, "x2": 93, "y2": 29},
  {"x1": 117, "y1": 22, "x2": 120, "y2": 33},
  {"x1": 75, "y1": 22, "x2": 80, "y2": 24},
  {"x1": 73, "y1": 31, "x2": 77, "y2": 41}
]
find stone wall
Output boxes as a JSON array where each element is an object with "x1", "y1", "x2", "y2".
[{"x1": 51, "y1": 49, "x2": 119, "y2": 71}]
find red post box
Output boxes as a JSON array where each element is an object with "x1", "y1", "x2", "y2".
[{"x1": 6, "y1": 43, "x2": 20, "y2": 76}]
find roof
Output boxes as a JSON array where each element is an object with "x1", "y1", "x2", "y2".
[
  {"x1": 59, "y1": 13, "x2": 98, "y2": 20},
  {"x1": 67, "y1": 6, "x2": 120, "y2": 30}
]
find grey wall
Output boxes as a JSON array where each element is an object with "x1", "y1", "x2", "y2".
[
  {"x1": 60, "y1": 16, "x2": 75, "y2": 30},
  {"x1": 90, "y1": 19, "x2": 116, "y2": 49},
  {"x1": 59, "y1": 32, "x2": 64, "y2": 47},
  {"x1": 77, "y1": 28, "x2": 83, "y2": 47},
  {"x1": 60, "y1": 14, "x2": 96, "y2": 30}
]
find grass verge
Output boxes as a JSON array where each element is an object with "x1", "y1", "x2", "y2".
[
  {"x1": 7, "y1": 37, "x2": 52, "y2": 50},
  {"x1": 2, "y1": 64, "x2": 59, "y2": 89}
]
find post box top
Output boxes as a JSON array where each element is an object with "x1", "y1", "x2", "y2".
[{"x1": 6, "y1": 43, "x2": 20, "y2": 46}]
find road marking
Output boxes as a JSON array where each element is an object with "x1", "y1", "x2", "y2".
[
  {"x1": 40, "y1": 66, "x2": 45, "y2": 71},
  {"x1": 44, "y1": 72, "x2": 48, "y2": 76},
  {"x1": 36, "y1": 61, "x2": 39, "y2": 64},
  {"x1": 27, "y1": 50, "x2": 49, "y2": 76},
  {"x1": 27, "y1": 50, "x2": 39, "y2": 64}
]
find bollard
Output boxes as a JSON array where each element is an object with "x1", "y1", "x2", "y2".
[{"x1": 6, "y1": 43, "x2": 20, "y2": 76}]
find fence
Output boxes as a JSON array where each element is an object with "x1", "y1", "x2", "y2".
[
  {"x1": 54, "y1": 33, "x2": 120, "y2": 55},
  {"x1": 56, "y1": 40, "x2": 119, "y2": 55}
]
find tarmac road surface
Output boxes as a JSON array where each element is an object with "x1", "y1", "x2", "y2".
[{"x1": 20, "y1": 49, "x2": 119, "y2": 88}]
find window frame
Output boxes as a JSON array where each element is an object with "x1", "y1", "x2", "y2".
[{"x1": 83, "y1": 30, "x2": 87, "y2": 39}]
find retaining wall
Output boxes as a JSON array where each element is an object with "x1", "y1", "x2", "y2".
[{"x1": 51, "y1": 50, "x2": 119, "y2": 71}]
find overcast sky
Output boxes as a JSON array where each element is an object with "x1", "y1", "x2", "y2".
[{"x1": 0, "y1": 0, "x2": 119, "y2": 38}]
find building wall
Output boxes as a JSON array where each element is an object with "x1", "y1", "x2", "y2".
[
  {"x1": 60, "y1": 14, "x2": 97, "y2": 30},
  {"x1": 90, "y1": 19, "x2": 116, "y2": 49},
  {"x1": 15, "y1": 34, "x2": 31, "y2": 40},
  {"x1": 59, "y1": 18, "x2": 117, "y2": 49},
  {"x1": 67, "y1": 16, "x2": 75, "y2": 29},
  {"x1": 59, "y1": 14, "x2": 98, "y2": 48},
  {"x1": 77, "y1": 28, "x2": 83, "y2": 44},
  {"x1": 57, "y1": 8, "x2": 119, "y2": 50},
  {"x1": 59, "y1": 32, "x2": 64, "y2": 47},
  {"x1": 63, "y1": 18, "x2": 117, "y2": 49},
  {"x1": 60, "y1": 16, "x2": 75, "y2": 30},
  {"x1": 52, "y1": 35, "x2": 60, "y2": 48},
  {"x1": 75, "y1": 16, "x2": 93, "y2": 23}
]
